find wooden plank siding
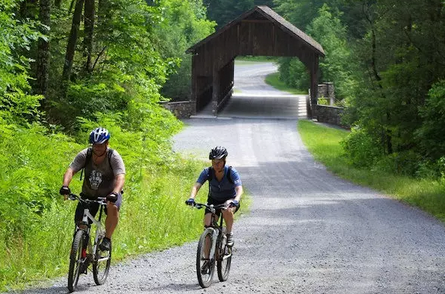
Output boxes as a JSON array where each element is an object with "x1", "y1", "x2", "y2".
[{"x1": 187, "y1": 6, "x2": 325, "y2": 117}]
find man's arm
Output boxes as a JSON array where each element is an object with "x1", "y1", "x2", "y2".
[
  {"x1": 61, "y1": 167, "x2": 76, "y2": 200},
  {"x1": 113, "y1": 174, "x2": 125, "y2": 194},
  {"x1": 62, "y1": 167, "x2": 76, "y2": 186}
]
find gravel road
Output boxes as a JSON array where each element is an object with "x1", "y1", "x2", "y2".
[{"x1": 12, "y1": 62, "x2": 445, "y2": 293}]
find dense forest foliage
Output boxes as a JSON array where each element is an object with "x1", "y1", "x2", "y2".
[
  {"x1": 0, "y1": 0, "x2": 213, "y2": 289},
  {"x1": 206, "y1": 0, "x2": 445, "y2": 178}
]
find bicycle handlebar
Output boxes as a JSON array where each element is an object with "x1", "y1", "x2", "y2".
[
  {"x1": 68, "y1": 193, "x2": 107, "y2": 205},
  {"x1": 192, "y1": 202, "x2": 228, "y2": 213}
]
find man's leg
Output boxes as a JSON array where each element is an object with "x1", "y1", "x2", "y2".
[
  {"x1": 105, "y1": 202, "x2": 119, "y2": 239},
  {"x1": 100, "y1": 202, "x2": 119, "y2": 251}
]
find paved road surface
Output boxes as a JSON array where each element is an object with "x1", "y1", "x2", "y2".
[{"x1": 13, "y1": 62, "x2": 445, "y2": 293}]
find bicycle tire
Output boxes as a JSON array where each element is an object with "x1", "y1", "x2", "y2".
[
  {"x1": 93, "y1": 235, "x2": 111, "y2": 285},
  {"x1": 68, "y1": 230, "x2": 85, "y2": 292},
  {"x1": 196, "y1": 228, "x2": 215, "y2": 288},
  {"x1": 217, "y1": 233, "x2": 232, "y2": 282}
]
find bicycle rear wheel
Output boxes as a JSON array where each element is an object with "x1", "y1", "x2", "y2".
[
  {"x1": 196, "y1": 228, "x2": 215, "y2": 288},
  {"x1": 68, "y1": 230, "x2": 86, "y2": 292},
  {"x1": 93, "y1": 235, "x2": 111, "y2": 285},
  {"x1": 217, "y1": 234, "x2": 232, "y2": 282}
]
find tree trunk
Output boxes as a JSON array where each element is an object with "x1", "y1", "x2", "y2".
[
  {"x1": 36, "y1": 0, "x2": 51, "y2": 100},
  {"x1": 97, "y1": 0, "x2": 110, "y2": 33},
  {"x1": 19, "y1": 0, "x2": 38, "y2": 20},
  {"x1": 83, "y1": 0, "x2": 95, "y2": 74},
  {"x1": 62, "y1": 0, "x2": 84, "y2": 92}
]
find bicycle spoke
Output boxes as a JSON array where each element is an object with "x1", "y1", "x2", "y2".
[
  {"x1": 217, "y1": 234, "x2": 232, "y2": 282},
  {"x1": 93, "y1": 235, "x2": 111, "y2": 285},
  {"x1": 196, "y1": 228, "x2": 215, "y2": 288},
  {"x1": 68, "y1": 230, "x2": 85, "y2": 292}
]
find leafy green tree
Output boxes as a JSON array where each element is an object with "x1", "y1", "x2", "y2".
[
  {"x1": 277, "y1": 4, "x2": 354, "y2": 100},
  {"x1": 342, "y1": 0, "x2": 445, "y2": 174},
  {"x1": 36, "y1": 0, "x2": 50, "y2": 99},
  {"x1": 204, "y1": 0, "x2": 254, "y2": 28},
  {"x1": 255, "y1": 0, "x2": 274, "y2": 7},
  {"x1": 41, "y1": 0, "x2": 176, "y2": 131},
  {"x1": 276, "y1": 57, "x2": 308, "y2": 91},
  {"x1": 351, "y1": 0, "x2": 444, "y2": 148},
  {"x1": 274, "y1": 0, "x2": 345, "y2": 29},
  {"x1": 306, "y1": 4, "x2": 354, "y2": 100},
  {"x1": 155, "y1": 0, "x2": 215, "y2": 101},
  {"x1": 416, "y1": 80, "x2": 445, "y2": 161},
  {"x1": 0, "y1": 0, "x2": 42, "y2": 125}
]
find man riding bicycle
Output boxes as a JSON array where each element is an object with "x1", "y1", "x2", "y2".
[
  {"x1": 185, "y1": 146, "x2": 243, "y2": 246},
  {"x1": 59, "y1": 127, "x2": 125, "y2": 251}
]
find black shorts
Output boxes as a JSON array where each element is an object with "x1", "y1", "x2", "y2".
[
  {"x1": 74, "y1": 193, "x2": 122, "y2": 223},
  {"x1": 205, "y1": 197, "x2": 240, "y2": 215}
]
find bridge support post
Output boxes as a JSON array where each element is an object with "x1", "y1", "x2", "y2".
[
  {"x1": 212, "y1": 66, "x2": 220, "y2": 115},
  {"x1": 309, "y1": 56, "x2": 320, "y2": 119}
]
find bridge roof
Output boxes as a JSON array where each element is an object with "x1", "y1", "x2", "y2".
[{"x1": 187, "y1": 5, "x2": 325, "y2": 57}]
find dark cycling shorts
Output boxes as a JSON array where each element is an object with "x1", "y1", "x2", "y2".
[
  {"x1": 205, "y1": 197, "x2": 240, "y2": 216},
  {"x1": 75, "y1": 193, "x2": 122, "y2": 223}
]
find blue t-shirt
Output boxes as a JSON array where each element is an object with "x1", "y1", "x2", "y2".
[{"x1": 197, "y1": 166, "x2": 242, "y2": 201}]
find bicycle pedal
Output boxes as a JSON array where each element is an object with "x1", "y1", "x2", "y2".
[
  {"x1": 200, "y1": 261, "x2": 211, "y2": 275},
  {"x1": 80, "y1": 263, "x2": 88, "y2": 274}
]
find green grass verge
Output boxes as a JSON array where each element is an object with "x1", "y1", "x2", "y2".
[
  {"x1": 265, "y1": 72, "x2": 307, "y2": 95},
  {"x1": 0, "y1": 158, "x2": 206, "y2": 291},
  {"x1": 298, "y1": 119, "x2": 445, "y2": 222},
  {"x1": 0, "y1": 157, "x2": 251, "y2": 292}
]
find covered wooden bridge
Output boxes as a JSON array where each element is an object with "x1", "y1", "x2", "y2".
[{"x1": 186, "y1": 5, "x2": 325, "y2": 118}]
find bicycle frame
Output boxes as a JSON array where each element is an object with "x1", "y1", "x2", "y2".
[
  {"x1": 70, "y1": 195, "x2": 107, "y2": 261},
  {"x1": 193, "y1": 202, "x2": 232, "y2": 288},
  {"x1": 67, "y1": 194, "x2": 112, "y2": 292},
  {"x1": 209, "y1": 206, "x2": 226, "y2": 256}
]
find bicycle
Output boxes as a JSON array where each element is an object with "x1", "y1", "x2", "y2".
[
  {"x1": 67, "y1": 194, "x2": 111, "y2": 292},
  {"x1": 192, "y1": 202, "x2": 233, "y2": 288}
]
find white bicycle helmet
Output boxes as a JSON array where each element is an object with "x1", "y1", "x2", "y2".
[{"x1": 89, "y1": 127, "x2": 110, "y2": 144}]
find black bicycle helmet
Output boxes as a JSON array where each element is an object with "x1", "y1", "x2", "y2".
[{"x1": 209, "y1": 146, "x2": 228, "y2": 160}]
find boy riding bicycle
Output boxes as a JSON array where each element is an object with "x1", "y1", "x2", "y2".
[{"x1": 185, "y1": 146, "x2": 243, "y2": 246}]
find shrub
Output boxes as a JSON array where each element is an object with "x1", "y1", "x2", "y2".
[{"x1": 341, "y1": 127, "x2": 382, "y2": 168}]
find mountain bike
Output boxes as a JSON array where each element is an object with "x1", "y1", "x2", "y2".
[
  {"x1": 192, "y1": 202, "x2": 233, "y2": 288},
  {"x1": 67, "y1": 194, "x2": 111, "y2": 292}
]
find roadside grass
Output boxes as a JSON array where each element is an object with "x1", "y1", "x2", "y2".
[
  {"x1": 298, "y1": 120, "x2": 445, "y2": 222},
  {"x1": 264, "y1": 72, "x2": 307, "y2": 95},
  {"x1": 0, "y1": 158, "x2": 206, "y2": 291}
]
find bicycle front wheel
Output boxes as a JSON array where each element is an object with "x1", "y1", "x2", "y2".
[
  {"x1": 68, "y1": 230, "x2": 86, "y2": 292},
  {"x1": 217, "y1": 234, "x2": 232, "y2": 282},
  {"x1": 196, "y1": 228, "x2": 215, "y2": 288},
  {"x1": 93, "y1": 235, "x2": 111, "y2": 285}
]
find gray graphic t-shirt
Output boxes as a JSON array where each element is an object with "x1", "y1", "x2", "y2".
[{"x1": 70, "y1": 148, "x2": 125, "y2": 198}]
